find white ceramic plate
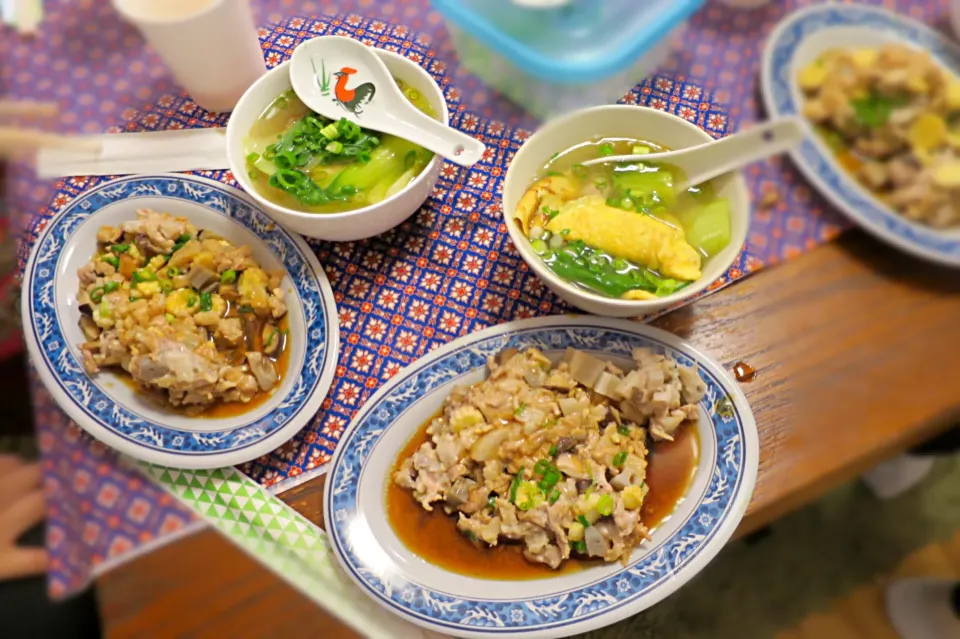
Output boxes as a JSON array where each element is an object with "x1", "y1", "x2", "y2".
[
  {"x1": 761, "y1": 4, "x2": 960, "y2": 266},
  {"x1": 22, "y1": 174, "x2": 339, "y2": 469},
  {"x1": 324, "y1": 316, "x2": 758, "y2": 638}
]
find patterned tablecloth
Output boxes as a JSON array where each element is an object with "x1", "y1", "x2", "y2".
[{"x1": 3, "y1": 0, "x2": 949, "y2": 599}]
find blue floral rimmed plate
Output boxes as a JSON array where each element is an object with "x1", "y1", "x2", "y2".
[
  {"x1": 762, "y1": 4, "x2": 960, "y2": 267},
  {"x1": 22, "y1": 174, "x2": 339, "y2": 469},
  {"x1": 324, "y1": 316, "x2": 758, "y2": 638}
]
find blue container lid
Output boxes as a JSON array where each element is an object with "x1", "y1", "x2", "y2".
[{"x1": 430, "y1": 0, "x2": 705, "y2": 84}]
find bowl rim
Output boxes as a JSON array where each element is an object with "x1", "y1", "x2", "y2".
[
  {"x1": 226, "y1": 47, "x2": 450, "y2": 222},
  {"x1": 502, "y1": 104, "x2": 750, "y2": 310}
]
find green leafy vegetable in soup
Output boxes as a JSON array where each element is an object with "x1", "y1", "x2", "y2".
[
  {"x1": 515, "y1": 137, "x2": 732, "y2": 300},
  {"x1": 243, "y1": 79, "x2": 436, "y2": 214}
]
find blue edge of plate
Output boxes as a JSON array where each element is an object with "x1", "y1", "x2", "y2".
[
  {"x1": 768, "y1": 5, "x2": 960, "y2": 261},
  {"x1": 328, "y1": 324, "x2": 746, "y2": 633},
  {"x1": 27, "y1": 175, "x2": 333, "y2": 456}
]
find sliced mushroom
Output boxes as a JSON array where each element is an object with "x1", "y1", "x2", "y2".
[
  {"x1": 261, "y1": 322, "x2": 281, "y2": 356},
  {"x1": 241, "y1": 311, "x2": 264, "y2": 352},
  {"x1": 554, "y1": 437, "x2": 577, "y2": 455},
  {"x1": 446, "y1": 477, "x2": 477, "y2": 508},
  {"x1": 134, "y1": 233, "x2": 158, "y2": 258},
  {"x1": 245, "y1": 352, "x2": 278, "y2": 391},
  {"x1": 78, "y1": 315, "x2": 101, "y2": 341}
]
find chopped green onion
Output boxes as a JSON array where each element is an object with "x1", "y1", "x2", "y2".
[
  {"x1": 598, "y1": 143, "x2": 614, "y2": 156},
  {"x1": 99, "y1": 301, "x2": 111, "y2": 318},
  {"x1": 160, "y1": 279, "x2": 174, "y2": 294},
  {"x1": 612, "y1": 451, "x2": 627, "y2": 468},
  {"x1": 571, "y1": 540, "x2": 587, "y2": 554},
  {"x1": 177, "y1": 234, "x2": 191, "y2": 243},
  {"x1": 325, "y1": 141, "x2": 343, "y2": 154},
  {"x1": 577, "y1": 514, "x2": 590, "y2": 528},
  {"x1": 463, "y1": 530, "x2": 477, "y2": 542},
  {"x1": 514, "y1": 403, "x2": 526, "y2": 417},
  {"x1": 199, "y1": 292, "x2": 212, "y2": 312},
  {"x1": 166, "y1": 267, "x2": 179, "y2": 277},
  {"x1": 488, "y1": 496, "x2": 497, "y2": 510},
  {"x1": 132, "y1": 269, "x2": 158, "y2": 283},
  {"x1": 103, "y1": 281, "x2": 120, "y2": 294},
  {"x1": 533, "y1": 459, "x2": 551, "y2": 476},
  {"x1": 548, "y1": 489, "x2": 561, "y2": 504},
  {"x1": 89, "y1": 286, "x2": 105, "y2": 303},
  {"x1": 246, "y1": 152, "x2": 260, "y2": 164},
  {"x1": 319, "y1": 122, "x2": 340, "y2": 140},
  {"x1": 238, "y1": 304, "x2": 254, "y2": 313},
  {"x1": 128, "y1": 296, "x2": 138, "y2": 302},
  {"x1": 596, "y1": 494, "x2": 615, "y2": 517},
  {"x1": 187, "y1": 295, "x2": 198, "y2": 308},
  {"x1": 541, "y1": 206, "x2": 560, "y2": 219},
  {"x1": 548, "y1": 445, "x2": 558, "y2": 457},
  {"x1": 110, "y1": 243, "x2": 130, "y2": 254},
  {"x1": 509, "y1": 467, "x2": 525, "y2": 504},
  {"x1": 164, "y1": 313, "x2": 175, "y2": 324},
  {"x1": 102, "y1": 255, "x2": 120, "y2": 269},
  {"x1": 538, "y1": 468, "x2": 562, "y2": 492},
  {"x1": 617, "y1": 424, "x2": 630, "y2": 436},
  {"x1": 220, "y1": 270, "x2": 237, "y2": 284},
  {"x1": 531, "y1": 239, "x2": 548, "y2": 254}
]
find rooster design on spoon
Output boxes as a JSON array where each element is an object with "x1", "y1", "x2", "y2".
[{"x1": 332, "y1": 67, "x2": 376, "y2": 116}]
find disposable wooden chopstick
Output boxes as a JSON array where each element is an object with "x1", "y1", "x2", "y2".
[
  {"x1": 0, "y1": 100, "x2": 58, "y2": 120},
  {"x1": 0, "y1": 127, "x2": 102, "y2": 159}
]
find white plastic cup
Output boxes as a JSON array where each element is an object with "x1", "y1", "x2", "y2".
[{"x1": 111, "y1": 0, "x2": 267, "y2": 113}]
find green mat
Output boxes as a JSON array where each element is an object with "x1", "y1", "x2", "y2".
[{"x1": 580, "y1": 457, "x2": 960, "y2": 639}]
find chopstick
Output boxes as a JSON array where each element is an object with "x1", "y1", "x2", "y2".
[
  {"x1": 0, "y1": 127, "x2": 103, "y2": 160},
  {"x1": 0, "y1": 100, "x2": 59, "y2": 120}
]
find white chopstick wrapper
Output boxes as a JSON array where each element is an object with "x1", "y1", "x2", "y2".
[{"x1": 36, "y1": 128, "x2": 230, "y2": 179}]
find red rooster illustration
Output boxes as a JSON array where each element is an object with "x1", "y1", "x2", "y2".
[{"x1": 332, "y1": 67, "x2": 376, "y2": 116}]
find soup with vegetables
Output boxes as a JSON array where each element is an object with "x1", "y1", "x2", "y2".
[
  {"x1": 515, "y1": 138, "x2": 732, "y2": 300},
  {"x1": 244, "y1": 80, "x2": 436, "y2": 214}
]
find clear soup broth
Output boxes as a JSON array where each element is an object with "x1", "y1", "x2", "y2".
[
  {"x1": 514, "y1": 137, "x2": 732, "y2": 300},
  {"x1": 244, "y1": 79, "x2": 436, "y2": 214}
]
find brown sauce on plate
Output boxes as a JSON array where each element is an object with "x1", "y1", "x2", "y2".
[
  {"x1": 385, "y1": 414, "x2": 700, "y2": 580},
  {"x1": 117, "y1": 316, "x2": 291, "y2": 418}
]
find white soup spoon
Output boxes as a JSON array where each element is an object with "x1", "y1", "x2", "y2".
[{"x1": 289, "y1": 36, "x2": 486, "y2": 167}]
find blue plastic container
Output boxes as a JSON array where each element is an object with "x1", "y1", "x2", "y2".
[{"x1": 431, "y1": 0, "x2": 705, "y2": 119}]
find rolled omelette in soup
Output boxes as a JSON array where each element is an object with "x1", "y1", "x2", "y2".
[
  {"x1": 514, "y1": 138, "x2": 733, "y2": 300},
  {"x1": 244, "y1": 79, "x2": 436, "y2": 214}
]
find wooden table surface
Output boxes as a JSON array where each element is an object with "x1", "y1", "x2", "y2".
[{"x1": 98, "y1": 231, "x2": 960, "y2": 638}]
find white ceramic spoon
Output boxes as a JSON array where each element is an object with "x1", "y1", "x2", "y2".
[
  {"x1": 289, "y1": 36, "x2": 486, "y2": 167},
  {"x1": 581, "y1": 117, "x2": 806, "y2": 190}
]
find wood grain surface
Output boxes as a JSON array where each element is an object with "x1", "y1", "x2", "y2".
[{"x1": 99, "y1": 231, "x2": 960, "y2": 638}]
